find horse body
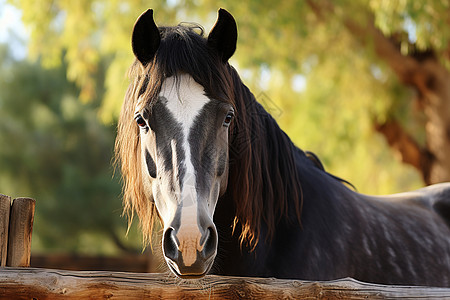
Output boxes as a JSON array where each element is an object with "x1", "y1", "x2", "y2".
[
  {"x1": 117, "y1": 8, "x2": 450, "y2": 286},
  {"x1": 213, "y1": 114, "x2": 450, "y2": 286}
]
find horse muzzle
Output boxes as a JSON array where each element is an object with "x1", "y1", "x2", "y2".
[{"x1": 162, "y1": 226, "x2": 218, "y2": 278}]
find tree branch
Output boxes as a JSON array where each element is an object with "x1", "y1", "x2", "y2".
[
  {"x1": 343, "y1": 19, "x2": 422, "y2": 86},
  {"x1": 306, "y1": 1, "x2": 433, "y2": 89},
  {"x1": 374, "y1": 119, "x2": 433, "y2": 184}
]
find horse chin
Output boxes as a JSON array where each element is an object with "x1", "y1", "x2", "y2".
[
  {"x1": 171, "y1": 269, "x2": 207, "y2": 279},
  {"x1": 166, "y1": 256, "x2": 215, "y2": 279}
]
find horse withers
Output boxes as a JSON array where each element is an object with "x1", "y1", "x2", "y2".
[{"x1": 115, "y1": 8, "x2": 450, "y2": 286}]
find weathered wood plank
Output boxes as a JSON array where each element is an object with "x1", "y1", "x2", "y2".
[
  {"x1": 1, "y1": 268, "x2": 450, "y2": 299},
  {"x1": 6, "y1": 197, "x2": 35, "y2": 267},
  {"x1": 0, "y1": 194, "x2": 11, "y2": 267}
]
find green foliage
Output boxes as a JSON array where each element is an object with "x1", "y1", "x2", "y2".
[
  {"x1": 8, "y1": 0, "x2": 442, "y2": 196},
  {"x1": 0, "y1": 45, "x2": 141, "y2": 254},
  {"x1": 371, "y1": 1, "x2": 450, "y2": 54},
  {"x1": 5, "y1": 0, "x2": 449, "y2": 254}
]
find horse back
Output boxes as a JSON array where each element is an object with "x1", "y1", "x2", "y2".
[
  {"x1": 414, "y1": 182, "x2": 450, "y2": 228},
  {"x1": 364, "y1": 182, "x2": 450, "y2": 227},
  {"x1": 322, "y1": 182, "x2": 450, "y2": 286}
]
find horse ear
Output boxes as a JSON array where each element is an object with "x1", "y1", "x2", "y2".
[
  {"x1": 132, "y1": 9, "x2": 161, "y2": 66},
  {"x1": 207, "y1": 8, "x2": 237, "y2": 62}
]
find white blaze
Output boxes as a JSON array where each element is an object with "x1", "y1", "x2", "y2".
[{"x1": 160, "y1": 74, "x2": 210, "y2": 266}]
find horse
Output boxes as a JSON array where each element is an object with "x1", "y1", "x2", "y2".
[{"x1": 115, "y1": 8, "x2": 450, "y2": 286}]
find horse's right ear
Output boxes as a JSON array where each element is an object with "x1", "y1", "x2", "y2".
[{"x1": 132, "y1": 9, "x2": 160, "y2": 66}]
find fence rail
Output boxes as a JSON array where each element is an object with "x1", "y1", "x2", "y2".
[{"x1": 1, "y1": 267, "x2": 450, "y2": 299}]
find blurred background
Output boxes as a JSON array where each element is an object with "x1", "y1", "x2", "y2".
[{"x1": 1, "y1": 0, "x2": 449, "y2": 272}]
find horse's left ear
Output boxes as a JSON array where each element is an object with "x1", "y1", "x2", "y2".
[
  {"x1": 207, "y1": 8, "x2": 237, "y2": 62},
  {"x1": 132, "y1": 9, "x2": 161, "y2": 66}
]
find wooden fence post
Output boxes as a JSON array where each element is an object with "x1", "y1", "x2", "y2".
[
  {"x1": 6, "y1": 197, "x2": 36, "y2": 267},
  {"x1": 0, "y1": 194, "x2": 11, "y2": 266}
]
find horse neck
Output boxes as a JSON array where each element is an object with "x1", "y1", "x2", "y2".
[
  {"x1": 220, "y1": 70, "x2": 303, "y2": 247},
  {"x1": 225, "y1": 70, "x2": 352, "y2": 231}
]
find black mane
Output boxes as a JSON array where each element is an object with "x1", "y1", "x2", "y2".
[{"x1": 129, "y1": 24, "x2": 311, "y2": 246}]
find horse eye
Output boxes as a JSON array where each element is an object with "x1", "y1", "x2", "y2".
[
  {"x1": 135, "y1": 115, "x2": 147, "y2": 128},
  {"x1": 223, "y1": 111, "x2": 234, "y2": 127}
]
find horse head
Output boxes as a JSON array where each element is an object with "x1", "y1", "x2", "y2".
[{"x1": 124, "y1": 9, "x2": 237, "y2": 278}]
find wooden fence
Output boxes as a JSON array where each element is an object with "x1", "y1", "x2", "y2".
[
  {"x1": 2, "y1": 268, "x2": 450, "y2": 299},
  {"x1": 1, "y1": 193, "x2": 450, "y2": 299}
]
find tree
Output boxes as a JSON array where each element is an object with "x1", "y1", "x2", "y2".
[
  {"x1": 305, "y1": 0, "x2": 450, "y2": 185},
  {"x1": 0, "y1": 44, "x2": 140, "y2": 253},
  {"x1": 8, "y1": 0, "x2": 450, "y2": 193}
]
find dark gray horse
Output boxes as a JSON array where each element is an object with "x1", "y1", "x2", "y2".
[{"x1": 115, "y1": 8, "x2": 450, "y2": 286}]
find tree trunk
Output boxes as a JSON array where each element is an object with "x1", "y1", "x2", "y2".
[
  {"x1": 413, "y1": 58, "x2": 450, "y2": 184},
  {"x1": 368, "y1": 28, "x2": 450, "y2": 185}
]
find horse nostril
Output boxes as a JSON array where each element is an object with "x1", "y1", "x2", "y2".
[
  {"x1": 163, "y1": 227, "x2": 179, "y2": 261},
  {"x1": 203, "y1": 226, "x2": 218, "y2": 260}
]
